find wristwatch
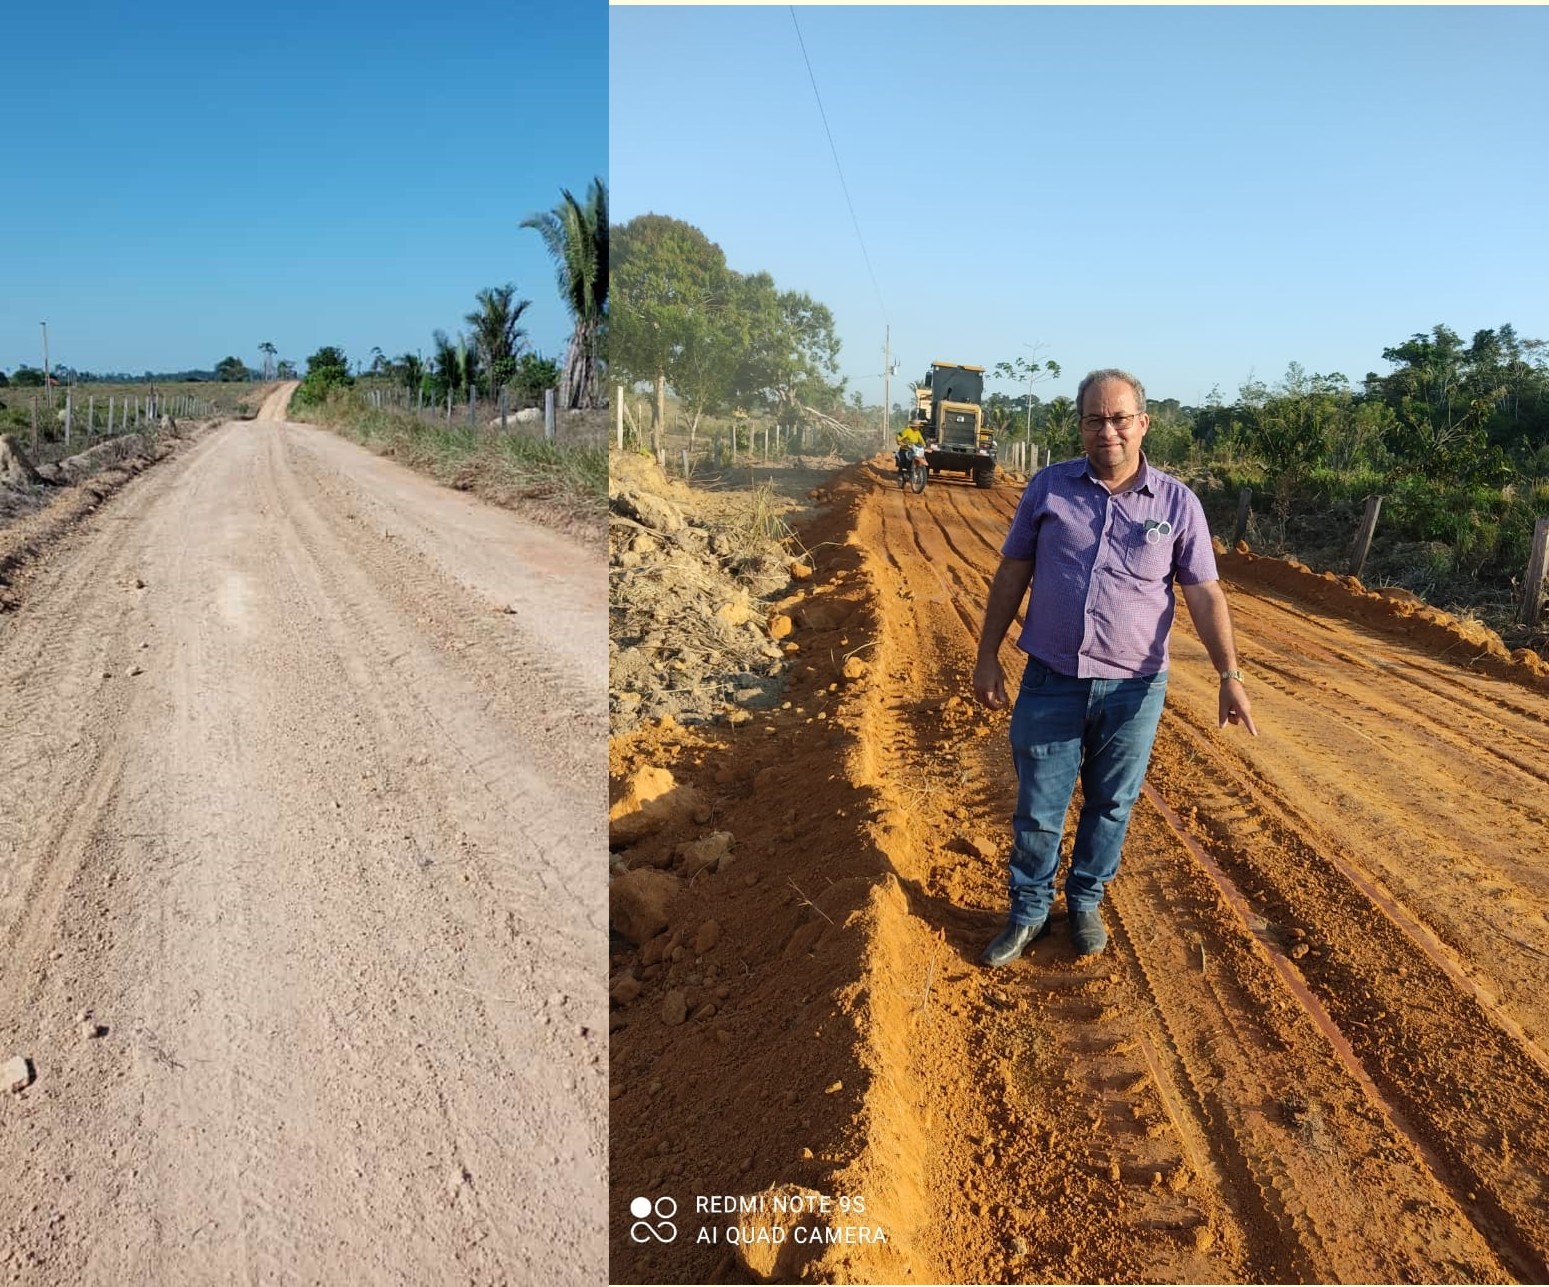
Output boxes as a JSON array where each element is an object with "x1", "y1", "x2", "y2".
[{"x1": 1220, "y1": 669, "x2": 1244, "y2": 682}]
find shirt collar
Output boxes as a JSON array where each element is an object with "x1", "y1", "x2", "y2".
[{"x1": 1081, "y1": 451, "x2": 1155, "y2": 496}]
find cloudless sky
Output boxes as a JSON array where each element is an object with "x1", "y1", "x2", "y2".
[
  {"x1": 611, "y1": 5, "x2": 1549, "y2": 409},
  {"x1": 1, "y1": 0, "x2": 605, "y2": 379}
]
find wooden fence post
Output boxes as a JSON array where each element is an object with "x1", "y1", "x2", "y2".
[
  {"x1": 616, "y1": 386, "x2": 624, "y2": 450},
  {"x1": 1232, "y1": 488, "x2": 1253, "y2": 547},
  {"x1": 31, "y1": 396, "x2": 38, "y2": 454},
  {"x1": 64, "y1": 390, "x2": 72, "y2": 449},
  {"x1": 499, "y1": 387, "x2": 508, "y2": 432},
  {"x1": 1350, "y1": 495, "x2": 1384, "y2": 577},
  {"x1": 680, "y1": 448, "x2": 689, "y2": 478},
  {"x1": 545, "y1": 389, "x2": 555, "y2": 442},
  {"x1": 1520, "y1": 517, "x2": 1549, "y2": 627}
]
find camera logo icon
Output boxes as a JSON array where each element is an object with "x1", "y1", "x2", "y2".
[{"x1": 628, "y1": 1195, "x2": 679, "y2": 1243}]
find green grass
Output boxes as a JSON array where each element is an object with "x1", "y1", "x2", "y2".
[{"x1": 292, "y1": 388, "x2": 607, "y2": 536}]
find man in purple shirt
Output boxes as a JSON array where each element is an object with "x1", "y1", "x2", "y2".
[{"x1": 972, "y1": 369, "x2": 1257, "y2": 966}]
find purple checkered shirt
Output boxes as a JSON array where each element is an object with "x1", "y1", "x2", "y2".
[{"x1": 1001, "y1": 454, "x2": 1218, "y2": 679}]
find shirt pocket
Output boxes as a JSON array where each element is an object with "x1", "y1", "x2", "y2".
[{"x1": 1117, "y1": 515, "x2": 1175, "y2": 581}]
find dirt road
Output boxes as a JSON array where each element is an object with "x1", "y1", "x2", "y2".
[
  {"x1": 608, "y1": 458, "x2": 1549, "y2": 1284},
  {"x1": 1, "y1": 395, "x2": 606, "y2": 1282}
]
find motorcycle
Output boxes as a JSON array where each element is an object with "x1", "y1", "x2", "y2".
[{"x1": 896, "y1": 443, "x2": 928, "y2": 494}]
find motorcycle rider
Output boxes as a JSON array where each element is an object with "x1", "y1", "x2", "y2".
[{"x1": 895, "y1": 421, "x2": 926, "y2": 477}]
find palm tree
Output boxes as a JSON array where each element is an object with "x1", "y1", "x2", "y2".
[
  {"x1": 430, "y1": 330, "x2": 463, "y2": 406},
  {"x1": 395, "y1": 351, "x2": 424, "y2": 399},
  {"x1": 258, "y1": 341, "x2": 277, "y2": 381},
  {"x1": 521, "y1": 177, "x2": 607, "y2": 409},
  {"x1": 464, "y1": 284, "x2": 530, "y2": 399}
]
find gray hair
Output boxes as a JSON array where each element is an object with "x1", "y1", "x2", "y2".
[{"x1": 1076, "y1": 368, "x2": 1146, "y2": 417}]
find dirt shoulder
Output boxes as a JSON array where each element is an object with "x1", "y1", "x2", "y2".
[{"x1": 608, "y1": 457, "x2": 1549, "y2": 1284}]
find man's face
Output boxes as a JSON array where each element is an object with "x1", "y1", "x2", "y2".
[{"x1": 1079, "y1": 379, "x2": 1149, "y2": 481}]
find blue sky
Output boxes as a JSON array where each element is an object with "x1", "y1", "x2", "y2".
[
  {"x1": 1, "y1": 0, "x2": 605, "y2": 379},
  {"x1": 610, "y1": 5, "x2": 1549, "y2": 409}
]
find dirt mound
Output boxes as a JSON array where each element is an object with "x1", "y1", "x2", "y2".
[
  {"x1": 1219, "y1": 544, "x2": 1549, "y2": 690},
  {"x1": 0, "y1": 434, "x2": 43, "y2": 487},
  {"x1": 609, "y1": 451, "x2": 822, "y2": 733}
]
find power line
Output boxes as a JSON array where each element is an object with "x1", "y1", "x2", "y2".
[{"x1": 789, "y1": 7, "x2": 887, "y2": 323}]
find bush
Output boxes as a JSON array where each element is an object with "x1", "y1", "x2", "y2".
[{"x1": 292, "y1": 346, "x2": 354, "y2": 408}]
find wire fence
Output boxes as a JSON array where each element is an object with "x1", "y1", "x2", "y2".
[
  {"x1": 356, "y1": 382, "x2": 611, "y2": 451},
  {"x1": 13, "y1": 388, "x2": 221, "y2": 467}
]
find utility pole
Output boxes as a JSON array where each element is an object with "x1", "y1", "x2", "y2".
[
  {"x1": 882, "y1": 325, "x2": 891, "y2": 450},
  {"x1": 41, "y1": 321, "x2": 52, "y2": 410}
]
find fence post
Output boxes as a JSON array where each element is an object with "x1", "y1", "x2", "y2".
[
  {"x1": 31, "y1": 396, "x2": 38, "y2": 455},
  {"x1": 545, "y1": 389, "x2": 555, "y2": 442},
  {"x1": 467, "y1": 386, "x2": 475, "y2": 426},
  {"x1": 1232, "y1": 488, "x2": 1253, "y2": 547},
  {"x1": 499, "y1": 387, "x2": 508, "y2": 432},
  {"x1": 616, "y1": 386, "x2": 624, "y2": 450},
  {"x1": 1350, "y1": 495, "x2": 1383, "y2": 577},
  {"x1": 1520, "y1": 517, "x2": 1549, "y2": 627},
  {"x1": 64, "y1": 389, "x2": 72, "y2": 449},
  {"x1": 681, "y1": 447, "x2": 689, "y2": 478}
]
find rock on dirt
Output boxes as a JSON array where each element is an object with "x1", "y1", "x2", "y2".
[
  {"x1": 609, "y1": 765, "x2": 704, "y2": 848},
  {"x1": 679, "y1": 831, "x2": 733, "y2": 877},
  {"x1": 660, "y1": 989, "x2": 688, "y2": 1026},
  {"x1": 609, "y1": 867, "x2": 680, "y2": 946},
  {"x1": 4, "y1": 1055, "x2": 33, "y2": 1093}
]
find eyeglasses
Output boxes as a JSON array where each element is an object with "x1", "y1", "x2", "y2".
[{"x1": 1080, "y1": 413, "x2": 1140, "y2": 431}]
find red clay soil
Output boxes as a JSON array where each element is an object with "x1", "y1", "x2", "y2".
[{"x1": 608, "y1": 457, "x2": 1549, "y2": 1285}]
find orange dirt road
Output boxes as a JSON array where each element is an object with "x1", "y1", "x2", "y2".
[
  {"x1": 609, "y1": 458, "x2": 1549, "y2": 1284},
  {"x1": 1, "y1": 405, "x2": 606, "y2": 1282}
]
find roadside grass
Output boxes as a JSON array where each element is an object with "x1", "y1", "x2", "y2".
[{"x1": 292, "y1": 387, "x2": 607, "y2": 539}]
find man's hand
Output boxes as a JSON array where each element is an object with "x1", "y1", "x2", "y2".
[
  {"x1": 973, "y1": 655, "x2": 1008, "y2": 710},
  {"x1": 1219, "y1": 676, "x2": 1257, "y2": 736},
  {"x1": 974, "y1": 557, "x2": 1035, "y2": 710}
]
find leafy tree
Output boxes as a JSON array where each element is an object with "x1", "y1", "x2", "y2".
[
  {"x1": 214, "y1": 355, "x2": 248, "y2": 382},
  {"x1": 611, "y1": 214, "x2": 733, "y2": 454},
  {"x1": 292, "y1": 345, "x2": 353, "y2": 406},
  {"x1": 0, "y1": 370, "x2": 9, "y2": 389},
  {"x1": 276, "y1": 359, "x2": 297, "y2": 380},
  {"x1": 1370, "y1": 325, "x2": 1505, "y2": 483},
  {"x1": 522, "y1": 177, "x2": 607, "y2": 409},
  {"x1": 464, "y1": 284, "x2": 531, "y2": 398},
  {"x1": 732, "y1": 274, "x2": 843, "y2": 431},
  {"x1": 510, "y1": 352, "x2": 561, "y2": 404},
  {"x1": 1239, "y1": 363, "x2": 1349, "y2": 489}
]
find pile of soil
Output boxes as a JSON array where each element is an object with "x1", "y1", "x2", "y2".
[{"x1": 609, "y1": 452, "x2": 829, "y2": 734}]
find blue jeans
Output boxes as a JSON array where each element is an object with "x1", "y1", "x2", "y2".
[{"x1": 1005, "y1": 657, "x2": 1167, "y2": 926}]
